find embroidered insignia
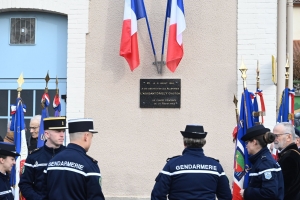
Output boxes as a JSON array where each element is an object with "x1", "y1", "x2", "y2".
[
  {"x1": 99, "y1": 177, "x2": 102, "y2": 187},
  {"x1": 264, "y1": 171, "x2": 272, "y2": 180}
]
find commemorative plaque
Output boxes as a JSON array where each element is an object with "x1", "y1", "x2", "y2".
[{"x1": 140, "y1": 79, "x2": 181, "y2": 108}]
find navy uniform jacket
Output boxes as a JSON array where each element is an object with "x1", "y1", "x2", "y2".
[
  {"x1": 44, "y1": 143, "x2": 105, "y2": 200},
  {"x1": 19, "y1": 144, "x2": 66, "y2": 200},
  {"x1": 0, "y1": 172, "x2": 13, "y2": 200},
  {"x1": 244, "y1": 147, "x2": 284, "y2": 200},
  {"x1": 151, "y1": 148, "x2": 232, "y2": 200}
]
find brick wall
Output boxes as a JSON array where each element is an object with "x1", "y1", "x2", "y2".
[{"x1": 237, "y1": 0, "x2": 277, "y2": 129}]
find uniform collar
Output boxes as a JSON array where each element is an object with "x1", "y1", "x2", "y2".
[
  {"x1": 278, "y1": 143, "x2": 298, "y2": 158},
  {"x1": 44, "y1": 142, "x2": 65, "y2": 153},
  {"x1": 67, "y1": 143, "x2": 87, "y2": 154},
  {"x1": 249, "y1": 147, "x2": 269, "y2": 164},
  {"x1": 0, "y1": 171, "x2": 9, "y2": 180},
  {"x1": 182, "y1": 147, "x2": 204, "y2": 156}
]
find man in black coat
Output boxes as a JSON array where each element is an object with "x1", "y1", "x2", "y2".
[{"x1": 273, "y1": 122, "x2": 300, "y2": 200}]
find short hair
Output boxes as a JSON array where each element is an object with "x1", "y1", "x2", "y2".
[
  {"x1": 69, "y1": 132, "x2": 85, "y2": 142},
  {"x1": 275, "y1": 122, "x2": 296, "y2": 140},
  {"x1": 183, "y1": 137, "x2": 206, "y2": 148},
  {"x1": 30, "y1": 115, "x2": 41, "y2": 123},
  {"x1": 0, "y1": 155, "x2": 7, "y2": 159}
]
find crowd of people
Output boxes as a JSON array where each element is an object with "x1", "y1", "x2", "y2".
[{"x1": 1, "y1": 119, "x2": 300, "y2": 199}]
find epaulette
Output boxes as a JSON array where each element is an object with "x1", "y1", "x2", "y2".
[
  {"x1": 207, "y1": 156, "x2": 219, "y2": 163},
  {"x1": 29, "y1": 148, "x2": 41, "y2": 155},
  {"x1": 166, "y1": 155, "x2": 181, "y2": 162},
  {"x1": 87, "y1": 155, "x2": 98, "y2": 164}
]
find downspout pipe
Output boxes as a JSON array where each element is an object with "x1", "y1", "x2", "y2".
[
  {"x1": 277, "y1": 0, "x2": 287, "y2": 110},
  {"x1": 287, "y1": 0, "x2": 294, "y2": 88}
]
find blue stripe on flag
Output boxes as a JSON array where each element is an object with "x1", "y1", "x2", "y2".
[{"x1": 131, "y1": 0, "x2": 146, "y2": 20}]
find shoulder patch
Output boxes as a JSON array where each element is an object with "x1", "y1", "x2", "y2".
[
  {"x1": 87, "y1": 155, "x2": 98, "y2": 163},
  {"x1": 264, "y1": 171, "x2": 272, "y2": 180},
  {"x1": 166, "y1": 155, "x2": 181, "y2": 162},
  {"x1": 29, "y1": 148, "x2": 41, "y2": 154},
  {"x1": 207, "y1": 157, "x2": 220, "y2": 162}
]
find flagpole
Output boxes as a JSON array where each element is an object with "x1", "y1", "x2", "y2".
[
  {"x1": 285, "y1": 54, "x2": 290, "y2": 88},
  {"x1": 233, "y1": 95, "x2": 239, "y2": 142},
  {"x1": 144, "y1": 12, "x2": 159, "y2": 74},
  {"x1": 160, "y1": 0, "x2": 170, "y2": 74},
  {"x1": 239, "y1": 59, "x2": 249, "y2": 127}
]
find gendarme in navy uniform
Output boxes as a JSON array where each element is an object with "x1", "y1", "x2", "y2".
[
  {"x1": 44, "y1": 118, "x2": 105, "y2": 200},
  {"x1": 19, "y1": 117, "x2": 67, "y2": 200},
  {"x1": 240, "y1": 125, "x2": 284, "y2": 200},
  {"x1": 151, "y1": 124, "x2": 232, "y2": 200},
  {"x1": 0, "y1": 142, "x2": 20, "y2": 200}
]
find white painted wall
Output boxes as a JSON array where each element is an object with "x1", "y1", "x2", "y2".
[{"x1": 294, "y1": 7, "x2": 300, "y2": 40}]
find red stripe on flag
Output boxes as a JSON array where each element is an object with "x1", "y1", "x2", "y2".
[
  {"x1": 120, "y1": 20, "x2": 140, "y2": 71},
  {"x1": 167, "y1": 24, "x2": 183, "y2": 72},
  {"x1": 232, "y1": 182, "x2": 243, "y2": 200}
]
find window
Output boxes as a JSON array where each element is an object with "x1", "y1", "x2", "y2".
[{"x1": 10, "y1": 18, "x2": 35, "y2": 45}]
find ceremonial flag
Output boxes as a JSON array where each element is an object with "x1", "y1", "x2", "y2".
[
  {"x1": 233, "y1": 89, "x2": 254, "y2": 200},
  {"x1": 166, "y1": 0, "x2": 186, "y2": 72},
  {"x1": 277, "y1": 88, "x2": 294, "y2": 123},
  {"x1": 37, "y1": 93, "x2": 50, "y2": 147},
  {"x1": 252, "y1": 93, "x2": 259, "y2": 124},
  {"x1": 11, "y1": 97, "x2": 28, "y2": 200},
  {"x1": 120, "y1": 0, "x2": 146, "y2": 71},
  {"x1": 53, "y1": 93, "x2": 61, "y2": 117}
]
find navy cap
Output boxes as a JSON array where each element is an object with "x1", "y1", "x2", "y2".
[
  {"x1": 0, "y1": 142, "x2": 20, "y2": 157},
  {"x1": 44, "y1": 117, "x2": 67, "y2": 130},
  {"x1": 295, "y1": 128, "x2": 300, "y2": 137},
  {"x1": 180, "y1": 125, "x2": 207, "y2": 139},
  {"x1": 241, "y1": 125, "x2": 270, "y2": 141},
  {"x1": 68, "y1": 118, "x2": 98, "y2": 134}
]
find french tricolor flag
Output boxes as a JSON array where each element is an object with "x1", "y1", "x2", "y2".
[
  {"x1": 120, "y1": 0, "x2": 146, "y2": 71},
  {"x1": 166, "y1": 0, "x2": 186, "y2": 72}
]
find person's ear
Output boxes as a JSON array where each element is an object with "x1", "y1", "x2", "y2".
[
  {"x1": 84, "y1": 132, "x2": 89, "y2": 141},
  {"x1": 0, "y1": 158, "x2": 4, "y2": 164}
]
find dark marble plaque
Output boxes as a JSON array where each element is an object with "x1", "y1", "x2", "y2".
[{"x1": 140, "y1": 79, "x2": 181, "y2": 108}]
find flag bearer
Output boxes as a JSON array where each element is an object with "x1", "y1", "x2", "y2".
[
  {"x1": 240, "y1": 125, "x2": 284, "y2": 200},
  {"x1": 151, "y1": 124, "x2": 232, "y2": 200},
  {"x1": 19, "y1": 117, "x2": 67, "y2": 200},
  {"x1": 0, "y1": 142, "x2": 20, "y2": 200}
]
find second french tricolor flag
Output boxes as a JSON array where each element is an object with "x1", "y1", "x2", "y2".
[
  {"x1": 120, "y1": 0, "x2": 146, "y2": 71},
  {"x1": 166, "y1": 0, "x2": 186, "y2": 72}
]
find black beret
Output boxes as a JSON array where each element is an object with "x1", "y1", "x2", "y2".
[
  {"x1": 241, "y1": 125, "x2": 270, "y2": 141},
  {"x1": 180, "y1": 125, "x2": 207, "y2": 139}
]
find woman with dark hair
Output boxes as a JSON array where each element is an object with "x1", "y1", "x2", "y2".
[{"x1": 240, "y1": 125, "x2": 284, "y2": 200}]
